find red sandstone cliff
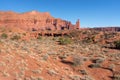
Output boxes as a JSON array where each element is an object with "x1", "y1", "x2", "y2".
[{"x1": 0, "y1": 11, "x2": 80, "y2": 31}]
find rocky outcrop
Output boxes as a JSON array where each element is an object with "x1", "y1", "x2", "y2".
[
  {"x1": 0, "y1": 11, "x2": 80, "y2": 31},
  {"x1": 91, "y1": 27, "x2": 120, "y2": 32}
]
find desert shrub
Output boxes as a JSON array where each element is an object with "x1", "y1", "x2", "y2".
[
  {"x1": 113, "y1": 75, "x2": 120, "y2": 80},
  {"x1": 114, "y1": 40, "x2": 120, "y2": 49},
  {"x1": 68, "y1": 30, "x2": 81, "y2": 37},
  {"x1": 59, "y1": 54, "x2": 67, "y2": 59},
  {"x1": 48, "y1": 69, "x2": 57, "y2": 76},
  {"x1": 52, "y1": 37, "x2": 58, "y2": 41},
  {"x1": 37, "y1": 36, "x2": 42, "y2": 40},
  {"x1": 83, "y1": 36, "x2": 95, "y2": 43},
  {"x1": 11, "y1": 35, "x2": 21, "y2": 40},
  {"x1": 69, "y1": 75, "x2": 81, "y2": 80},
  {"x1": 73, "y1": 56, "x2": 84, "y2": 66},
  {"x1": 88, "y1": 63, "x2": 101, "y2": 68},
  {"x1": 58, "y1": 37, "x2": 72, "y2": 45},
  {"x1": 108, "y1": 64, "x2": 115, "y2": 71},
  {"x1": 79, "y1": 70, "x2": 87, "y2": 75},
  {"x1": 113, "y1": 72, "x2": 120, "y2": 80},
  {"x1": 92, "y1": 58, "x2": 104, "y2": 64},
  {"x1": 1, "y1": 33, "x2": 8, "y2": 39},
  {"x1": 42, "y1": 54, "x2": 49, "y2": 61}
]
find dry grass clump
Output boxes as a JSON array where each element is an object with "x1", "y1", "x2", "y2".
[
  {"x1": 1, "y1": 33, "x2": 8, "y2": 39},
  {"x1": 58, "y1": 37, "x2": 72, "y2": 45},
  {"x1": 73, "y1": 55, "x2": 87, "y2": 66},
  {"x1": 11, "y1": 35, "x2": 21, "y2": 40}
]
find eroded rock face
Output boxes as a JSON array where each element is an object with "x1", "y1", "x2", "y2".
[{"x1": 0, "y1": 11, "x2": 80, "y2": 31}]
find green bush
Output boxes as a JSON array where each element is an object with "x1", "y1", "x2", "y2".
[
  {"x1": 37, "y1": 36, "x2": 42, "y2": 40},
  {"x1": 114, "y1": 40, "x2": 120, "y2": 49},
  {"x1": 1, "y1": 33, "x2": 8, "y2": 39},
  {"x1": 58, "y1": 37, "x2": 71, "y2": 45},
  {"x1": 11, "y1": 35, "x2": 21, "y2": 40}
]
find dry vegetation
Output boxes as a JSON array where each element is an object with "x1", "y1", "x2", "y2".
[{"x1": 0, "y1": 29, "x2": 120, "y2": 80}]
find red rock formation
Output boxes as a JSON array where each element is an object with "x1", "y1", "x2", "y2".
[
  {"x1": 0, "y1": 11, "x2": 80, "y2": 31},
  {"x1": 75, "y1": 19, "x2": 80, "y2": 29},
  {"x1": 91, "y1": 27, "x2": 120, "y2": 32}
]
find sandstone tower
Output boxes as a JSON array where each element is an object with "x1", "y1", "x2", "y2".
[{"x1": 75, "y1": 19, "x2": 80, "y2": 29}]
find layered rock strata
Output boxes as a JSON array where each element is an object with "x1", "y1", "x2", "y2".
[{"x1": 0, "y1": 11, "x2": 80, "y2": 31}]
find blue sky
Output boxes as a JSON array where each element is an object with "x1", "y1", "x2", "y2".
[{"x1": 0, "y1": 0, "x2": 120, "y2": 28}]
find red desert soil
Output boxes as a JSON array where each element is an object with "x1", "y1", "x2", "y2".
[
  {"x1": 0, "y1": 11, "x2": 120, "y2": 80},
  {"x1": 0, "y1": 29, "x2": 120, "y2": 80}
]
